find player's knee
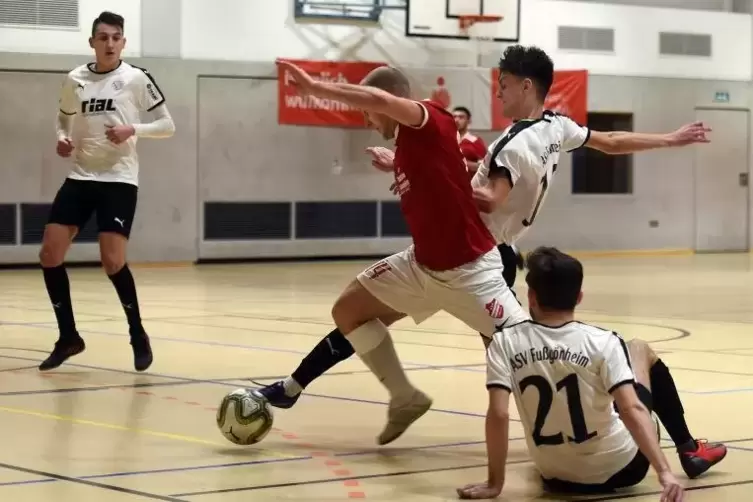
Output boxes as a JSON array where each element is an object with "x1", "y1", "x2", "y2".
[
  {"x1": 39, "y1": 244, "x2": 64, "y2": 267},
  {"x1": 101, "y1": 257, "x2": 124, "y2": 276},
  {"x1": 39, "y1": 226, "x2": 72, "y2": 267},
  {"x1": 331, "y1": 295, "x2": 356, "y2": 332},
  {"x1": 100, "y1": 252, "x2": 125, "y2": 275},
  {"x1": 331, "y1": 281, "x2": 381, "y2": 333}
]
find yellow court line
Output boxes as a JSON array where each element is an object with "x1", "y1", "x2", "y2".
[
  {"x1": 0, "y1": 405, "x2": 226, "y2": 446},
  {"x1": 0, "y1": 405, "x2": 298, "y2": 460}
]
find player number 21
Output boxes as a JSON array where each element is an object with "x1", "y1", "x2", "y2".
[{"x1": 520, "y1": 373, "x2": 598, "y2": 446}]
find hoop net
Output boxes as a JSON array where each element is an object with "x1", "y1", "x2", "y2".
[{"x1": 458, "y1": 15, "x2": 502, "y2": 68}]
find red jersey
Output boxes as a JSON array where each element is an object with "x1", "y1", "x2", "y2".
[
  {"x1": 392, "y1": 100, "x2": 496, "y2": 271},
  {"x1": 458, "y1": 132, "x2": 487, "y2": 162}
]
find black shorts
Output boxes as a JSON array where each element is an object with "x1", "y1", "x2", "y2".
[
  {"x1": 47, "y1": 178, "x2": 138, "y2": 238},
  {"x1": 542, "y1": 383, "x2": 653, "y2": 495},
  {"x1": 497, "y1": 243, "x2": 519, "y2": 288}
]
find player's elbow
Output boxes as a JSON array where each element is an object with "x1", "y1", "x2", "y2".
[
  {"x1": 163, "y1": 119, "x2": 176, "y2": 138},
  {"x1": 617, "y1": 402, "x2": 647, "y2": 428},
  {"x1": 488, "y1": 407, "x2": 509, "y2": 423},
  {"x1": 597, "y1": 134, "x2": 621, "y2": 155},
  {"x1": 367, "y1": 93, "x2": 393, "y2": 115}
]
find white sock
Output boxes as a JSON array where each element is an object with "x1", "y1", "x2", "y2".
[
  {"x1": 282, "y1": 377, "x2": 303, "y2": 397},
  {"x1": 347, "y1": 320, "x2": 415, "y2": 401}
]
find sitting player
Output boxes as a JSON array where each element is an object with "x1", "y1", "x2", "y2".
[{"x1": 457, "y1": 246, "x2": 726, "y2": 500}]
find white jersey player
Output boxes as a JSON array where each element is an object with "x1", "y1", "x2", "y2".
[
  {"x1": 39, "y1": 11, "x2": 175, "y2": 373},
  {"x1": 470, "y1": 111, "x2": 588, "y2": 246},
  {"x1": 458, "y1": 247, "x2": 726, "y2": 500},
  {"x1": 58, "y1": 60, "x2": 171, "y2": 184}
]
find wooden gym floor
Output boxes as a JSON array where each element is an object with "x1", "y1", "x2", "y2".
[{"x1": 1, "y1": 252, "x2": 753, "y2": 501}]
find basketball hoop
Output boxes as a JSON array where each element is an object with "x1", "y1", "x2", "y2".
[{"x1": 458, "y1": 15, "x2": 502, "y2": 68}]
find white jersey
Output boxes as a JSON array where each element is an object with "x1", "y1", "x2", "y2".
[
  {"x1": 471, "y1": 111, "x2": 590, "y2": 244},
  {"x1": 486, "y1": 320, "x2": 638, "y2": 485},
  {"x1": 58, "y1": 61, "x2": 167, "y2": 186}
]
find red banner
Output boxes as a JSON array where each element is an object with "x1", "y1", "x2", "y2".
[
  {"x1": 491, "y1": 69, "x2": 588, "y2": 130},
  {"x1": 278, "y1": 59, "x2": 385, "y2": 127}
]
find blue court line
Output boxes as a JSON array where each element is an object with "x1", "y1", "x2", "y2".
[
  {"x1": 684, "y1": 387, "x2": 753, "y2": 395},
  {"x1": 11, "y1": 319, "x2": 753, "y2": 393},
  {"x1": 0, "y1": 353, "x2": 488, "y2": 419},
  {"x1": 0, "y1": 319, "x2": 482, "y2": 366},
  {"x1": 0, "y1": 438, "x2": 499, "y2": 488},
  {"x1": 0, "y1": 380, "x2": 201, "y2": 397},
  {"x1": 0, "y1": 363, "x2": 485, "y2": 397}
]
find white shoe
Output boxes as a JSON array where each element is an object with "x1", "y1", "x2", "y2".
[{"x1": 377, "y1": 389, "x2": 433, "y2": 445}]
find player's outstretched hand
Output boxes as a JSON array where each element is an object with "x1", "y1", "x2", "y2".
[
  {"x1": 365, "y1": 146, "x2": 394, "y2": 172},
  {"x1": 277, "y1": 59, "x2": 318, "y2": 95},
  {"x1": 105, "y1": 124, "x2": 135, "y2": 145},
  {"x1": 56, "y1": 138, "x2": 74, "y2": 158},
  {"x1": 658, "y1": 471, "x2": 685, "y2": 502},
  {"x1": 456, "y1": 481, "x2": 502, "y2": 499},
  {"x1": 668, "y1": 121, "x2": 711, "y2": 146}
]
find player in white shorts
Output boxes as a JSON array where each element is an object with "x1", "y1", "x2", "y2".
[
  {"x1": 253, "y1": 45, "x2": 710, "y2": 441},
  {"x1": 457, "y1": 247, "x2": 727, "y2": 500}
]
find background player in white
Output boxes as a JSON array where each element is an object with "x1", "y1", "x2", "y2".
[
  {"x1": 254, "y1": 45, "x2": 710, "y2": 429},
  {"x1": 39, "y1": 11, "x2": 175, "y2": 372},
  {"x1": 459, "y1": 247, "x2": 727, "y2": 500}
]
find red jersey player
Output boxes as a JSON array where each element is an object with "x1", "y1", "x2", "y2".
[
  {"x1": 274, "y1": 60, "x2": 529, "y2": 445},
  {"x1": 452, "y1": 106, "x2": 487, "y2": 174}
]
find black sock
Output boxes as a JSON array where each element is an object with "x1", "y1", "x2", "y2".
[
  {"x1": 42, "y1": 265, "x2": 77, "y2": 340},
  {"x1": 291, "y1": 328, "x2": 355, "y2": 389},
  {"x1": 107, "y1": 264, "x2": 144, "y2": 336},
  {"x1": 650, "y1": 359, "x2": 694, "y2": 448}
]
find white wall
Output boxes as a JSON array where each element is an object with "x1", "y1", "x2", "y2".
[
  {"x1": 0, "y1": 0, "x2": 141, "y2": 56},
  {"x1": 528, "y1": 0, "x2": 751, "y2": 80},
  {"x1": 180, "y1": 0, "x2": 751, "y2": 80}
]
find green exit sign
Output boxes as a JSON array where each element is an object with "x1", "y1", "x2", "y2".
[{"x1": 714, "y1": 91, "x2": 730, "y2": 103}]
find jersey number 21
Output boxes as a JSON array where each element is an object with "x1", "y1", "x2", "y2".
[{"x1": 520, "y1": 373, "x2": 598, "y2": 446}]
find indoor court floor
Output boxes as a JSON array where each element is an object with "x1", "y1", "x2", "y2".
[{"x1": 1, "y1": 252, "x2": 753, "y2": 501}]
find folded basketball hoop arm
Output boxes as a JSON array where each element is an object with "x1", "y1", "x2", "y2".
[{"x1": 458, "y1": 15, "x2": 503, "y2": 68}]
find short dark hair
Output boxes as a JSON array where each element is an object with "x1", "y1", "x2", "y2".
[
  {"x1": 525, "y1": 246, "x2": 583, "y2": 311},
  {"x1": 452, "y1": 106, "x2": 471, "y2": 118},
  {"x1": 361, "y1": 66, "x2": 411, "y2": 97},
  {"x1": 92, "y1": 11, "x2": 124, "y2": 36},
  {"x1": 498, "y1": 45, "x2": 554, "y2": 101}
]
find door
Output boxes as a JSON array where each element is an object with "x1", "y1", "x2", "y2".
[{"x1": 694, "y1": 108, "x2": 749, "y2": 252}]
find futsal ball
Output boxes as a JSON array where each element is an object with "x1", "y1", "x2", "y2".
[{"x1": 216, "y1": 388, "x2": 274, "y2": 445}]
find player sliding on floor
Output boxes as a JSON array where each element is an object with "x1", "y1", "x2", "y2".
[
  {"x1": 256, "y1": 45, "x2": 711, "y2": 447},
  {"x1": 457, "y1": 247, "x2": 726, "y2": 500}
]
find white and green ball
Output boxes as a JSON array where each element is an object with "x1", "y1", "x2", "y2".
[{"x1": 216, "y1": 388, "x2": 274, "y2": 445}]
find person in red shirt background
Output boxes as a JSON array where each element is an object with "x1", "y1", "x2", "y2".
[
  {"x1": 454, "y1": 105, "x2": 525, "y2": 288},
  {"x1": 453, "y1": 106, "x2": 487, "y2": 175}
]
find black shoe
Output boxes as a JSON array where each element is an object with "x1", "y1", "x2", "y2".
[
  {"x1": 251, "y1": 380, "x2": 300, "y2": 409},
  {"x1": 130, "y1": 331, "x2": 153, "y2": 372},
  {"x1": 39, "y1": 335, "x2": 86, "y2": 371}
]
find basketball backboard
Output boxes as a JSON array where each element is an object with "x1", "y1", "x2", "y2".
[{"x1": 405, "y1": 0, "x2": 519, "y2": 41}]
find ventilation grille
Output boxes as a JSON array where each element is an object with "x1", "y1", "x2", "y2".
[
  {"x1": 558, "y1": 26, "x2": 614, "y2": 52},
  {"x1": 659, "y1": 32, "x2": 711, "y2": 57},
  {"x1": 0, "y1": 0, "x2": 78, "y2": 28}
]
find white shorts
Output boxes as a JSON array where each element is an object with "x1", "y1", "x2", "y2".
[{"x1": 356, "y1": 246, "x2": 530, "y2": 337}]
